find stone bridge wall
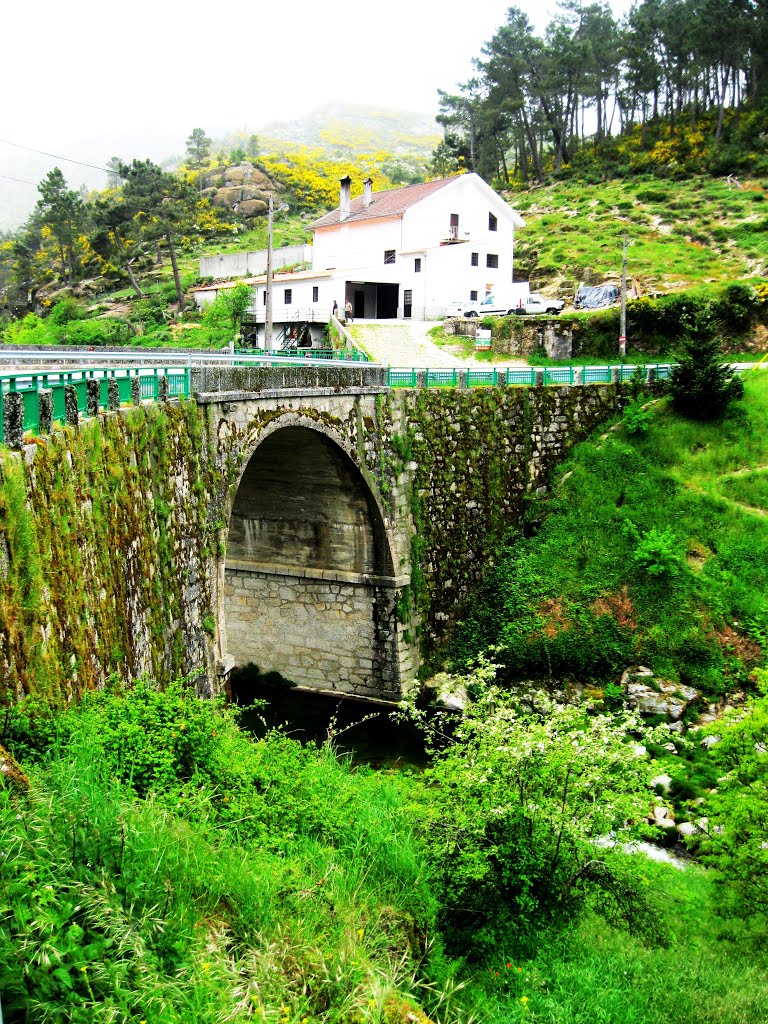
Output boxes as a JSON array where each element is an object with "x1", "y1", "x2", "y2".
[{"x1": 0, "y1": 373, "x2": 630, "y2": 707}]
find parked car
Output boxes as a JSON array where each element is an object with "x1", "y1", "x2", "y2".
[
  {"x1": 512, "y1": 293, "x2": 565, "y2": 315},
  {"x1": 446, "y1": 286, "x2": 530, "y2": 318}
]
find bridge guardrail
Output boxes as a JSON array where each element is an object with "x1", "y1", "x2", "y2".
[
  {"x1": 387, "y1": 364, "x2": 675, "y2": 388},
  {"x1": 5, "y1": 358, "x2": 763, "y2": 446},
  {"x1": 0, "y1": 366, "x2": 190, "y2": 443},
  {"x1": 235, "y1": 347, "x2": 369, "y2": 363}
]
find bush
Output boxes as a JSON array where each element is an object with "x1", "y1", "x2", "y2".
[
  {"x1": 47, "y1": 297, "x2": 86, "y2": 325},
  {"x1": 623, "y1": 401, "x2": 653, "y2": 435},
  {"x1": 667, "y1": 334, "x2": 744, "y2": 420},
  {"x1": 402, "y1": 677, "x2": 662, "y2": 956},
  {"x1": 631, "y1": 526, "x2": 682, "y2": 579}
]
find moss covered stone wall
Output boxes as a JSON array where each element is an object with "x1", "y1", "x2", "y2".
[
  {"x1": 375, "y1": 385, "x2": 628, "y2": 663},
  {"x1": 0, "y1": 381, "x2": 629, "y2": 706},
  {"x1": 0, "y1": 401, "x2": 222, "y2": 706}
]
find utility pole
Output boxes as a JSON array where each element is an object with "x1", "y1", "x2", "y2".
[
  {"x1": 265, "y1": 194, "x2": 274, "y2": 351},
  {"x1": 619, "y1": 232, "x2": 628, "y2": 358}
]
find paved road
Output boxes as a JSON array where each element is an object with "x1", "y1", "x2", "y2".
[{"x1": 348, "y1": 319, "x2": 526, "y2": 368}]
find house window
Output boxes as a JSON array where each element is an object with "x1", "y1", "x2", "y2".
[
  {"x1": 449, "y1": 213, "x2": 459, "y2": 239},
  {"x1": 284, "y1": 288, "x2": 292, "y2": 304},
  {"x1": 489, "y1": 212, "x2": 498, "y2": 231},
  {"x1": 486, "y1": 254, "x2": 499, "y2": 269},
  {"x1": 384, "y1": 249, "x2": 396, "y2": 264},
  {"x1": 414, "y1": 258, "x2": 421, "y2": 273},
  {"x1": 470, "y1": 290, "x2": 478, "y2": 301},
  {"x1": 312, "y1": 286, "x2": 319, "y2": 302},
  {"x1": 471, "y1": 252, "x2": 479, "y2": 267}
]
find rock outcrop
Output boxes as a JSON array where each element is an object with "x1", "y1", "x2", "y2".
[
  {"x1": 203, "y1": 163, "x2": 280, "y2": 220},
  {"x1": 620, "y1": 665, "x2": 700, "y2": 721}
]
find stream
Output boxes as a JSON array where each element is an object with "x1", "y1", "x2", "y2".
[{"x1": 229, "y1": 668, "x2": 428, "y2": 769}]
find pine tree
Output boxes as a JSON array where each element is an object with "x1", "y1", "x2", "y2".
[{"x1": 667, "y1": 333, "x2": 743, "y2": 420}]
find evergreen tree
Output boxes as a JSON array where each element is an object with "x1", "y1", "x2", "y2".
[
  {"x1": 667, "y1": 332, "x2": 744, "y2": 419},
  {"x1": 119, "y1": 160, "x2": 197, "y2": 311},
  {"x1": 186, "y1": 128, "x2": 212, "y2": 194},
  {"x1": 35, "y1": 168, "x2": 87, "y2": 286}
]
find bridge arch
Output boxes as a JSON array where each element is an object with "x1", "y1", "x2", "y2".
[{"x1": 220, "y1": 416, "x2": 408, "y2": 700}]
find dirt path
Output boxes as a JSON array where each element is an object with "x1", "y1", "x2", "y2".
[{"x1": 349, "y1": 319, "x2": 526, "y2": 368}]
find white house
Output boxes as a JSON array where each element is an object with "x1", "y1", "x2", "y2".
[{"x1": 193, "y1": 172, "x2": 525, "y2": 335}]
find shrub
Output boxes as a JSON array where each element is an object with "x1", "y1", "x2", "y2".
[
  {"x1": 631, "y1": 526, "x2": 682, "y2": 579},
  {"x1": 623, "y1": 401, "x2": 653, "y2": 435},
  {"x1": 47, "y1": 297, "x2": 86, "y2": 325},
  {"x1": 667, "y1": 333, "x2": 744, "y2": 420},
  {"x1": 401, "y1": 676, "x2": 662, "y2": 956}
]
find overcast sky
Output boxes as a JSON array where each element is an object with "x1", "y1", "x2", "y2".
[{"x1": 0, "y1": 0, "x2": 631, "y2": 229}]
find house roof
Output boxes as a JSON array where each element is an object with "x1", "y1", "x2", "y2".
[{"x1": 310, "y1": 177, "x2": 458, "y2": 229}]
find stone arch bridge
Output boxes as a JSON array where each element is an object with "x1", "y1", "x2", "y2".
[{"x1": 193, "y1": 362, "x2": 629, "y2": 702}]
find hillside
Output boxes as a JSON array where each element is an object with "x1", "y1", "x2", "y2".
[
  {"x1": 507, "y1": 175, "x2": 768, "y2": 299},
  {"x1": 451, "y1": 371, "x2": 768, "y2": 694},
  {"x1": 257, "y1": 102, "x2": 440, "y2": 156}
]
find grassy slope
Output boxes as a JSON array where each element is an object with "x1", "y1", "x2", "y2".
[
  {"x1": 3, "y1": 688, "x2": 767, "y2": 1024},
  {"x1": 506, "y1": 176, "x2": 768, "y2": 296},
  {"x1": 451, "y1": 372, "x2": 768, "y2": 693}
]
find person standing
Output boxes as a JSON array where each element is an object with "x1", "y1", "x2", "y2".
[
  {"x1": 332, "y1": 299, "x2": 338, "y2": 317},
  {"x1": 345, "y1": 299, "x2": 353, "y2": 323}
]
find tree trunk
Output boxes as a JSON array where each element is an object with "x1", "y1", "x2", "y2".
[
  {"x1": 166, "y1": 233, "x2": 185, "y2": 312},
  {"x1": 113, "y1": 232, "x2": 145, "y2": 298},
  {"x1": 715, "y1": 65, "x2": 730, "y2": 142}
]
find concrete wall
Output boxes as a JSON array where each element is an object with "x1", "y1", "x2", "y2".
[{"x1": 200, "y1": 244, "x2": 312, "y2": 279}]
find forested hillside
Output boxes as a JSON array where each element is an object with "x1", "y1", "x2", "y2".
[{"x1": 435, "y1": 0, "x2": 767, "y2": 185}]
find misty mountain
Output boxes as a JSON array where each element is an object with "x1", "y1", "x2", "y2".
[{"x1": 0, "y1": 104, "x2": 439, "y2": 232}]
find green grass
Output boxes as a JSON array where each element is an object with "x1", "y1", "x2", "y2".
[
  {"x1": 449, "y1": 373, "x2": 768, "y2": 693},
  {"x1": 508, "y1": 176, "x2": 768, "y2": 294},
  {"x1": 470, "y1": 863, "x2": 768, "y2": 1024},
  {"x1": 3, "y1": 683, "x2": 768, "y2": 1023},
  {"x1": 0, "y1": 682, "x2": 440, "y2": 1023}
]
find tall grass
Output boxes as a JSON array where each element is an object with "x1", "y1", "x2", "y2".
[{"x1": 0, "y1": 684, "x2": 441, "y2": 1023}]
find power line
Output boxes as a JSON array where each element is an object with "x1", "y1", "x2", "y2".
[
  {"x1": 0, "y1": 173, "x2": 38, "y2": 186},
  {"x1": 0, "y1": 138, "x2": 109, "y2": 173}
]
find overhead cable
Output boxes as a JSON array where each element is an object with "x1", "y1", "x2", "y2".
[{"x1": 0, "y1": 138, "x2": 109, "y2": 173}]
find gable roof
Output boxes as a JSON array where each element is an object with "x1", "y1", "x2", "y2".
[{"x1": 310, "y1": 177, "x2": 458, "y2": 229}]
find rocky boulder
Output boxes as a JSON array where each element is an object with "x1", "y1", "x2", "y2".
[
  {"x1": 203, "y1": 163, "x2": 280, "y2": 221},
  {"x1": 237, "y1": 199, "x2": 268, "y2": 218},
  {"x1": 422, "y1": 672, "x2": 468, "y2": 712},
  {"x1": 620, "y1": 665, "x2": 699, "y2": 721}
]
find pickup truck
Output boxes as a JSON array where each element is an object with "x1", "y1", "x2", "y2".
[
  {"x1": 446, "y1": 291, "x2": 529, "y2": 318},
  {"x1": 512, "y1": 293, "x2": 566, "y2": 315}
]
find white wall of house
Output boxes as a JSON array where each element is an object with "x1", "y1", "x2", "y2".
[
  {"x1": 312, "y1": 217, "x2": 405, "y2": 272},
  {"x1": 193, "y1": 174, "x2": 525, "y2": 323}
]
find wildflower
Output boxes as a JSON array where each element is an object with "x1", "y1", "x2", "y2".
[
  {"x1": 202, "y1": 962, "x2": 210, "y2": 971},
  {"x1": 521, "y1": 996, "x2": 529, "y2": 1006},
  {"x1": 506, "y1": 962, "x2": 512, "y2": 968},
  {"x1": 80, "y1": 966, "x2": 87, "y2": 973}
]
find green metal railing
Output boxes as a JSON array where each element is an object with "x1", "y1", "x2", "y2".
[
  {"x1": 0, "y1": 359, "x2": 677, "y2": 444},
  {"x1": 236, "y1": 347, "x2": 369, "y2": 362},
  {"x1": 0, "y1": 366, "x2": 190, "y2": 442},
  {"x1": 387, "y1": 364, "x2": 674, "y2": 388}
]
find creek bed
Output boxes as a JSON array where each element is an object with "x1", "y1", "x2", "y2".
[{"x1": 230, "y1": 669, "x2": 428, "y2": 769}]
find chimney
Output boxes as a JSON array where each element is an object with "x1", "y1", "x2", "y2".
[
  {"x1": 339, "y1": 176, "x2": 351, "y2": 221},
  {"x1": 363, "y1": 177, "x2": 373, "y2": 208}
]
